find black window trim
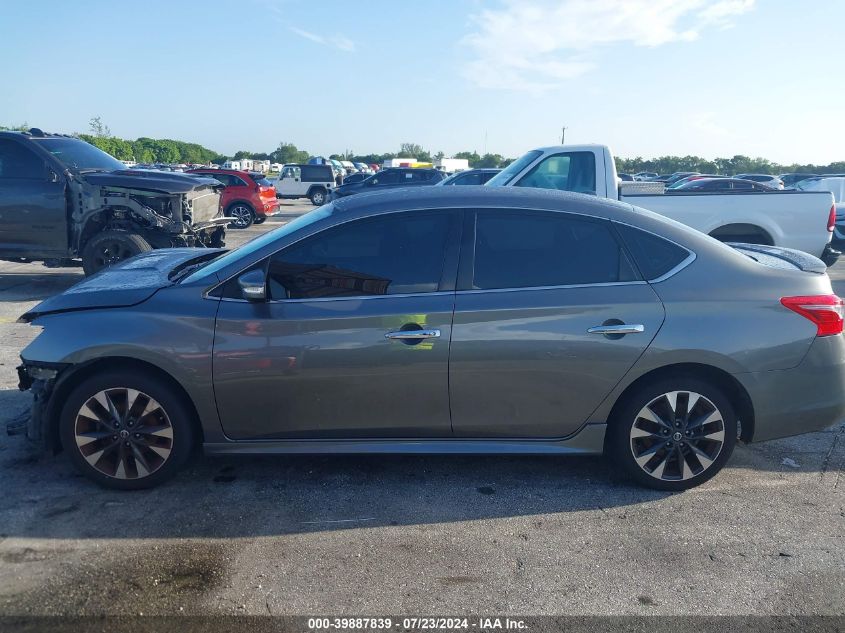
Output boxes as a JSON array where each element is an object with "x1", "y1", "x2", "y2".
[
  {"x1": 209, "y1": 208, "x2": 464, "y2": 303},
  {"x1": 456, "y1": 208, "x2": 644, "y2": 294}
]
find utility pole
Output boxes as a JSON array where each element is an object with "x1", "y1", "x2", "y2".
[{"x1": 560, "y1": 126, "x2": 567, "y2": 144}]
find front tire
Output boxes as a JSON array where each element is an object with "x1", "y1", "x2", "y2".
[
  {"x1": 59, "y1": 370, "x2": 195, "y2": 490},
  {"x1": 606, "y1": 377, "x2": 737, "y2": 491},
  {"x1": 81, "y1": 230, "x2": 152, "y2": 276},
  {"x1": 226, "y1": 203, "x2": 255, "y2": 229}
]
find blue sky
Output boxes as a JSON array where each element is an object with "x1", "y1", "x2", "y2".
[{"x1": 1, "y1": 0, "x2": 843, "y2": 163}]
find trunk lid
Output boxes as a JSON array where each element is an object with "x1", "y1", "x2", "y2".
[
  {"x1": 19, "y1": 248, "x2": 224, "y2": 322},
  {"x1": 728, "y1": 243, "x2": 827, "y2": 274}
]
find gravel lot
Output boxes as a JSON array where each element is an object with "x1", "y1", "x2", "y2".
[{"x1": 0, "y1": 202, "x2": 842, "y2": 618}]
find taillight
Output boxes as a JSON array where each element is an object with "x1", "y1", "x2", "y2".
[
  {"x1": 828, "y1": 204, "x2": 836, "y2": 232},
  {"x1": 781, "y1": 295, "x2": 844, "y2": 336}
]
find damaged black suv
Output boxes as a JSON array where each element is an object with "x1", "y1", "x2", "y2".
[{"x1": 0, "y1": 129, "x2": 228, "y2": 275}]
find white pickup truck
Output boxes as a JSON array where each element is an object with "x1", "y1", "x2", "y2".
[{"x1": 487, "y1": 144, "x2": 839, "y2": 265}]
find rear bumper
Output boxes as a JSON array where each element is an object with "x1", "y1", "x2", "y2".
[
  {"x1": 821, "y1": 243, "x2": 841, "y2": 267},
  {"x1": 260, "y1": 198, "x2": 279, "y2": 216},
  {"x1": 735, "y1": 335, "x2": 845, "y2": 442}
]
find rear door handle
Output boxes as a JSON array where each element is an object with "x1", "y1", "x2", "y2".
[
  {"x1": 587, "y1": 324, "x2": 645, "y2": 335},
  {"x1": 385, "y1": 329, "x2": 441, "y2": 340}
]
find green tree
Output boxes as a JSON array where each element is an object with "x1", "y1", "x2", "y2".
[
  {"x1": 454, "y1": 151, "x2": 481, "y2": 167},
  {"x1": 476, "y1": 153, "x2": 504, "y2": 168},
  {"x1": 88, "y1": 116, "x2": 111, "y2": 138},
  {"x1": 271, "y1": 142, "x2": 310, "y2": 165},
  {"x1": 399, "y1": 143, "x2": 431, "y2": 162}
]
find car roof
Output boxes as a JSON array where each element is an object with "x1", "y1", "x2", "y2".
[{"x1": 331, "y1": 185, "x2": 633, "y2": 219}]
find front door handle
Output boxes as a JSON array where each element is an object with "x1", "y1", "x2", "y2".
[
  {"x1": 385, "y1": 329, "x2": 441, "y2": 340},
  {"x1": 587, "y1": 324, "x2": 645, "y2": 335}
]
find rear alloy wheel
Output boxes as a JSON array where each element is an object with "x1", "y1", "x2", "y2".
[
  {"x1": 81, "y1": 230, "x2": 152, "y2": 276},
  {"x1": 60, "y1": 371, "x2": 194, "y2": 489},
  {"x1": 309, "y1": 189, "x2": 326, "y2": 206},
  {"x1": 608, "y1": 378, "x2": 737, "y2": 490},
  {"x1": 227, "y1": 203, "x2": 255, "y2": 229}
]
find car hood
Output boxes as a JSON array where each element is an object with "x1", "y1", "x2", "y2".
[
  {"x1": 83, "y1": 169, "x2": 223, "y2": 194},
  {"x1": 19, "y1": 248, "x2": 225, "y2": 322}
]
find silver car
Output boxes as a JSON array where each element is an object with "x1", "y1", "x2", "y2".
[{"x1": 15, "y1": 187, "x2": 845, "y2": 490}]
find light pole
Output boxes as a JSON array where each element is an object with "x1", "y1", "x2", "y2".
[{"x1": 561, "y1": 126, "x2": 568, "y2": 144}]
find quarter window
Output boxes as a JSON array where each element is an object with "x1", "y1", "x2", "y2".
[
  {"x1": 614, "y1": 223, "x2": 690, "y2": 280},
  {"x1": 471, "y1": 211, "x2": 636, "y2": 290},
  {"x1": 267, "y1": 212, "x2": 453, "y2": 299}
]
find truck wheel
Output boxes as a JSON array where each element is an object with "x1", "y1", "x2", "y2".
[
  {"x1": 81, "y1": 231, "x2": 152, "y2": 276},
  {"x1": 309, "y1": 189, "x2": 327, "y2": 206},
  {"x1": 226, "y1": 203, "x2": 255, "y2": 229}
]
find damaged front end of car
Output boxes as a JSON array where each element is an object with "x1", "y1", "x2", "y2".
[
  {"x1": 11, "y1": 361, "x2": 68, "y2": 451},
  {"x1": 72, "y1": 171, "x2": 230, "y2": 252}
]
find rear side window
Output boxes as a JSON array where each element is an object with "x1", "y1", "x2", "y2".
[
  {"x1": 471, "y1": 210, "x2": 637, "y2": 290},
  {"x1": 301, "y1": 165, "x2": 332, "y2": 182},
  {"x1": 615, "y1": 223, "x2": 691, "y2": 281},
  {"x1": 267, "y1": 211, "x2": 454, "y2": 299}
]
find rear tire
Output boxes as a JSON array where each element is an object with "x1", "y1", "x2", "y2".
[
  {"x1": 309, "y1": 188, "x2": 327, "y2": 206},
  {"x1": 606, "y1": 377, "x2": 737, "y2": 491},
  {"x1": 59, "y1": 370, "x2": 195, "y2": 490},
  {"x1": 81, "y1": 230, "x2": 152, "y2": 276},
  {"x1": 226, "y1": 203, "x2": 255, "y2": 229}
]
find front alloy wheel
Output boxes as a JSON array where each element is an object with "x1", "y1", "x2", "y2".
[
  {"x1": 73, "y1": 388, "x2": 174, "y2": 480},
  {"x1": 60, "y1": 371, "x2": 194, "y2": 489}
]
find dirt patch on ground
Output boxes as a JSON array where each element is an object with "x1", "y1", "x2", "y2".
[{"x1": 1, "y1": 541, "x2": 229, "y2": 615}]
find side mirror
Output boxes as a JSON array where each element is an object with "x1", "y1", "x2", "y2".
[{"x1": 237, "y1": 269, "x2": 267, "y2": 302}]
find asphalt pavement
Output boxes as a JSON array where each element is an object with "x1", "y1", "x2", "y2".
[{"x1": 0, "y1": 205, "x2": 842, "y2": 617}]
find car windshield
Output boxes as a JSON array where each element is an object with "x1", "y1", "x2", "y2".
[
  {"x1": 33, "y1": 137, "x2": 125, "y2": 172},
  {"x1": 486, "y1": 150, "x2": 542, "y2": 186},
  {"x1": 181, "y1": 205, "x2": 334, "y2": 283}
]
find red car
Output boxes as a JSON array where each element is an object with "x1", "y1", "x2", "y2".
[{"x1": 188, "y1": 169, "x2": 278, "y2": 229}]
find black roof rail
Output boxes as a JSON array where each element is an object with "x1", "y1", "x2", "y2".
[{"x1": 28, "y1": 128, "x2": 46, "y2": 137}]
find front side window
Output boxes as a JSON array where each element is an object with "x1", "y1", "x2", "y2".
[
  {"x1": 0, "y1": 140, "x2": 46, "y2": 179},
  {"x1": 514, "y1": 151, "x2": 596, "y2": 194},
  {"x1": 486, "y1": 149, "x2": 542, "y2": 186},
  {"x1": 371, "y1": 170, "x2": 400, "y2": 185},
  {"x1": 471, "y1": 210, "x2": 636, "y2": 290},
  {"x1": 267, "y1": 211, "x2": 453, "y2": 299},
  {"x1": 455, "y1": 172, "x2": 483, "y2": 185}
]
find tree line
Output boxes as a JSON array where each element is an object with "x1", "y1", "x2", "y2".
[{"x1": 2, "y1": 120, "x2": 843, "y2": 175}]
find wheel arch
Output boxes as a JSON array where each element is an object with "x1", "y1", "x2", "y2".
[
  {"x1": 224, "y1": 199, "x2": 255, "y2": 212},
  {"x1": 708, "y1": 223, "x2": 774, "y2": 246},
  {"x1": 605, "y1": 363, "x2": 755, "y2": 446},
  {"x1": 44, "y1": 356, "x2": 204, "y2": 453}
]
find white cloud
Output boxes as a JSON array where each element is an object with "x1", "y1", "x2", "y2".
[
  {"x1": 463, "y1": 0, "x2": 755, "y2": 91},
  {"x1": 289, "y1": 26, "x2": 356, "y2": 52}
]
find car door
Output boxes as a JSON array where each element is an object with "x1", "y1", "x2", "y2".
[
  {"x1": 449, "y1": 209, "x2": 665, "y2": 438},
  {"x1": 0, "y1": 138, "x2": 68, "y2": 254},
  {"x1": 212, "y1": 209, "x2": 461, "y2": 440}
]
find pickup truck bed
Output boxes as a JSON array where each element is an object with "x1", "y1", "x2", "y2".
[{"x1": 488, "y1": 144, "x2": 838, "y2": 265}]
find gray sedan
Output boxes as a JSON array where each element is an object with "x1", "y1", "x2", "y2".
[{"x1": 15, "y1": 187, "x2": 845, "y2": 490}]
